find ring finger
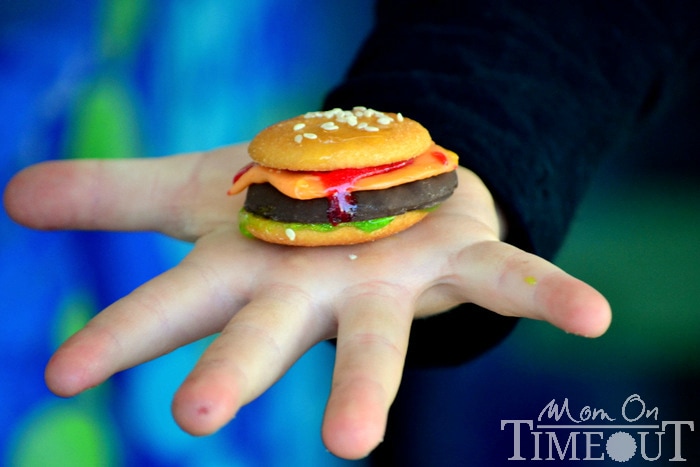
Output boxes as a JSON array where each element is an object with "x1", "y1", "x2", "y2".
[{"x1": 171, "y1": 284, "x2": 327, "y2": 435}]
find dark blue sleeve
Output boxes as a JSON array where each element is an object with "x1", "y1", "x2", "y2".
[
  {"x1": 324, "y1": 0, "x2": 700, "y2": 366},
  {"x1": 327, "y1": 0, "x2": 699, "y2": 258}
]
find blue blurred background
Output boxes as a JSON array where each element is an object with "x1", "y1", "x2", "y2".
[{"x1": 1, "y1": 1, "x2": 698, "y2": 466}]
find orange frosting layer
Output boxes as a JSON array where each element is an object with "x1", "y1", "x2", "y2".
[{"x1": 228, "y1": 144, "x2": 458, "y2": 200}]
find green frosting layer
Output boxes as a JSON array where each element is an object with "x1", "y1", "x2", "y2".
[
  {"x1": 239, "y1": 209, "x2": 398, "y2": 236},
  {"x1": 238, "y1": 206, "x2": 443, "y2": 239}
]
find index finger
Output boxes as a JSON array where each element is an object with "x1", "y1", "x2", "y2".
[{"x1": 3, "y1": 146, "x2": 246, "y2": 240}]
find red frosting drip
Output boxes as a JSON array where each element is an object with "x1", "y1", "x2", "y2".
[
  {"x1": 314, "y1": 159, "x2": 413, "y2": 225},
  {"x1": 310, "y1": 159, "x2": 412, "y2": 192},
  {"x1": 431, "y1": 151, "x2": 448, "y2": 165},
  {"x1": 233, "y1": 162, "x2": 256, "y2": 183}
]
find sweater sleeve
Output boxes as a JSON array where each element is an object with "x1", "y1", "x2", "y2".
[{"x1": 323, "y1": 0, "x2": 698, "y2": 366}]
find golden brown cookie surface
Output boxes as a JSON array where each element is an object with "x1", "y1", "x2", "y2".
[{"x1": 248, "y1": 107, "x2": 432, "y2": 171}]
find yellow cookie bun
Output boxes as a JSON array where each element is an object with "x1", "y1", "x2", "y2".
[{"x1": 248, "y1": 107, "x2": 432, "y2": 171}]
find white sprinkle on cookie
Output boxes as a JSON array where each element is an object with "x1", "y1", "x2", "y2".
[
  {"x1": 285, "y1": 228, "x2": 296, "y2": 241},
  {"x1": 293, "y1": 107, "x2": 407, "y2": 143}
]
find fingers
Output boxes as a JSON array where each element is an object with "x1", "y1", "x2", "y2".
[
  {"x1": 44, "y1": 257, "x2": 247, "y2": 397},
  {"x1": 321, "y1": 284, "x2": 413, "y2": 459},
  {"x1": 5, "y1": 157, "x2": 184, "y2": 232},
  {"x1": 452, "y1": 241, "x2": 611, "y2": 337},
  {"x1": 3, "y1": 145, "x2": 248, "y2": 240},
  {"x1": 171, "y1": 285, "x2": 325, "y2": 436}
]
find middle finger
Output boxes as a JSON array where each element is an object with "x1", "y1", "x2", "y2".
[{"x1": 321, "y1": 282, "x2": 413, "y2": 459}]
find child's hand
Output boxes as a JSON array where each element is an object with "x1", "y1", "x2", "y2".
[{"x1": 4, "y1": 143, "x2": 611, "y2": 459}]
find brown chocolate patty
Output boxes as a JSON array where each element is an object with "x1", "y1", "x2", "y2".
[{"x1": 244, "y1": 170, "x2": 458, "y2": 224}]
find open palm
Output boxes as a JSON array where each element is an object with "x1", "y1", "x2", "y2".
[{"x1": 4, "y1": 142, "x2": 611, "y2": 459}]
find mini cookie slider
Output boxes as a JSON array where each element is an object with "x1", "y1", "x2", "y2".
[{"x1": 228, "y1": 107, "x2": 459, "y2": 246}]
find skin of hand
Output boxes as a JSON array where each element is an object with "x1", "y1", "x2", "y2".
[{"x1": 3, "y1": 143, "x2": 611, "y2": 460}]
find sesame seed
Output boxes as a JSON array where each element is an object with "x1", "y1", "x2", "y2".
[
  {"x1": 294, "y1": 134, "x2": 303, "y2": 143},
  {"x1": 348, "y1": 254, "x2": 358, "y2": 260},
  {"x1": 299, "y1": 108, "x2": 398, "y2": 132},
  {"x1": 321, "y1": 121, "x2": 339, "y2": 130},
  {"x1": 285, "y1": 228, "x2": 296, "y2": 241}
]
